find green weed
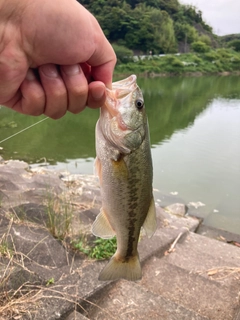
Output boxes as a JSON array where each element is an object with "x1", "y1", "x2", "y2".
[
  {"x1": 0, "y1": 241, "x2": 11, "y2": 257},
  {"x1": 73, "y1": 237, "x2": 117, "y2": 260},
  {"x1": 46, "y1": 277, "x2": 55, "y2": 286}
]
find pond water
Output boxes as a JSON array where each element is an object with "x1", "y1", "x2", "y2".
[{"x1": 0, "y1": 75, "x2": 240, "y2": 234}]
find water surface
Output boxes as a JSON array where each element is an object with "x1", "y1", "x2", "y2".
[{"x1": 1, "y1": 75, "x2": 240, "y2": 233}]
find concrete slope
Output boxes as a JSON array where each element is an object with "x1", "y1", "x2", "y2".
[
  {"x1": 86, "y1": 280, "x2": 209, "y2": 320},
  {"x1": 84, "y1": 231, "x2": 240, "y2": 320}
]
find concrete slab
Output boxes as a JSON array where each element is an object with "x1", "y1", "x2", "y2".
[
  {"x1": 141, "y1": 256, "x2": 239, "y2": 320},
  {"x1": 85, "y1": 280, "x2": 209, "y2": 320},
  {"x1": 138, "y1": 206, "x2": 200, "y2": 262},
  {"x1": 197, "y1": 224, "x2": 240, "y2": 244},
  {"x1": 165, "y1": 232, "x2": 240, "y2": 280}
]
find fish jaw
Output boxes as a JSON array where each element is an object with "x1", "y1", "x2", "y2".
[{"x1": 102, "y1": 74, "x2": 138, "y2": 120}]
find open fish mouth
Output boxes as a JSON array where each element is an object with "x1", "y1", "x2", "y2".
[{"x1": 103, "y1": 75, "x2": 140, "y2": 126}]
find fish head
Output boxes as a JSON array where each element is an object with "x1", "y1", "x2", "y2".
[{"x1": 100, "y1": 75, "x2": 147, "y2": 155}]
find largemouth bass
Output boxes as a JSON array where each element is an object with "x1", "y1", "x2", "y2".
[{"x1": 92, "y1": 75, "x2": 156, "y2": 281}]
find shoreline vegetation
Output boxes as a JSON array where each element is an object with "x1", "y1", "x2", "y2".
[
  {"x1": 114, "y1": 49, "x2": 240, "y2": 77},
  {"x1": 80, "y1": 0, "x2": 240, "y2": 79}
]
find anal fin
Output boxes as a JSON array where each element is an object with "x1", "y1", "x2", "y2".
[
  {"x1": 143, "y1": 197, "x2": 157, "y2": 238},
  {"x1": 91, "y1": 208, "x2": 115, "y2": 239}
]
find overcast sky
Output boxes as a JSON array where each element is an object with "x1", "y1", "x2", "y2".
[{"x1": 180, "y1": 0, "x2": 240, "y2": 36}]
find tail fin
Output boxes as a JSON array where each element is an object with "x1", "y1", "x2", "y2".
[{"x1": 98, "y1": 254, "x2": 142, "y2": 281}]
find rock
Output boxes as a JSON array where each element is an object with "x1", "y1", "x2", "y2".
[
  {"x1": 8, "y1": 223, "x2": 69, "y2": 268},
  {"x1": 0, "y1": 262, "x2": 42, "y2": 292},
  {"x1": 165, "y1": 203, "x2": 188, "y2": 216},
  {"x1": 0, "y1": 160, "x2": 67, "y2": 207},
  {"x1": 71, "y1": 208, "x2": 99, "y2": 238},
  {"x1": 9, "y1": 203, "x2": 48, "y2": 226},
  {"x1": 0, "y1": 208, "x2": 10, "y2": 228},
  {"x1": 65, "y1": 311, "x2": 89, "y2": 320},
  {"x1": 0, "y1": 190, "x2": 8, "y2": 202},
  {"x1": 4, "y1": 159, "x2": 29, "y2": 169}
]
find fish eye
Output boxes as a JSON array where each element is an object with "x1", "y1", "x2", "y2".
[{"x1": 135, "y1": 99, "x2": 144, "y2": 110}]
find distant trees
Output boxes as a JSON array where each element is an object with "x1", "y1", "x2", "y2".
[
  {"x1": 79, "y1": 0, "x2": 215, "y2": 54},
  {"x1": 227, "y1": 40, "x2": 240, "y2": 52},
  {"x1": 123, "y1": 4, "x2": 177, "y2": 53}
]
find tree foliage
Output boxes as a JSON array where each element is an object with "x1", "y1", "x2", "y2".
[
  {"x1": 79, "y1": 0, "x2": 216, "y2": 54},
  {"x1": 227, "y1": 40, "x2": 240, "y2": 52}
]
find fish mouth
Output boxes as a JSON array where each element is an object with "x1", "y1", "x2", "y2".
[
  {"x1": 103, "y1": 75, "x2": 138, "y2": 121},
  {"x1": 112, "y1": 75, "x2": 137, "y2": 93}
]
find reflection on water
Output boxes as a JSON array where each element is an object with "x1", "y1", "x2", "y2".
[
  {"x1": 152, "y1": 98, "x2": 240, "y2": 234},
  {"x1": 0, "y1": 76, "x2": 240, "y2": 234}
]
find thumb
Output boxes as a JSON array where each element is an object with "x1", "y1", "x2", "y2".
[{"x1": 86, "y1": 19, "x2": 116, "y2": 89}]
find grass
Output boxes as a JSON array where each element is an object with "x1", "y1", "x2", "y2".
[
  {"x1": 0, "y1": 221, "x2": 115, "y2": 319},
  {"x1": 73, "y1": 237, "x2": 117, "y2": 260},
  {"x1": 44, "y1": 190, "x2": 74, "y2": 240}
]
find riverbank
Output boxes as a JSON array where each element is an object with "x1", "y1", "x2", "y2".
[
  {"x1": 0, "y1": 159, "x2": 239, "y2": 319},
  {"x1": 114, "y1": 49, "x2": 240, "y2": 77}
]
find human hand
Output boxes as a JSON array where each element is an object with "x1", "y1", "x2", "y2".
[{"x1": 0, "y1": 0, "x2": 116, "y2": 119}]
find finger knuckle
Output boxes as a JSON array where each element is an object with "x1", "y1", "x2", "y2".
[{"x1": 71, "y1": 85, "x2": 88, "y2": 98}]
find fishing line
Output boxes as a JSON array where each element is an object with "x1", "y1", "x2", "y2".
[{"x1": 0, "y1": 117, "x2": 49, "y2": 145}]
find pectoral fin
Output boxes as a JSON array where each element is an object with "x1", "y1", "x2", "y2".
[
  {"x1": 111, "y1": 157, "x2": 129, "y2": 180},
  {"x1": 91, "y1": 208, "x2": 115, "y2": 239},
  {"x1": 94, "y1": 157, "x2": 102, "y2": 185},
  {"x1": 143, "y1": 197, "x2": 157, "y2": 238},
  {"x1": 94, "y1": 157, "x2": 101, "y2": 177}
]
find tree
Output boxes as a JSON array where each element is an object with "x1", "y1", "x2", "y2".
[
  {"x1": 151, "y1": 9, "x2": 177, "y2": 53},
  {"x1": 174, "y1": 23, "x2": 198, "y2": 43}
]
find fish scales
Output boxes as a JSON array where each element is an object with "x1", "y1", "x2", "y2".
[{"x1": 92, "y1": 75, "x2": 157, "y2": 281}]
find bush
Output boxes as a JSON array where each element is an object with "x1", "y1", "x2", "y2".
[
  {"x1": 204, "y1": 51, "x2": 220, "y2": 61},
  {"x1": 112, "y1": 44, "x2": 133, "y2": 64},
  {"x1": 227, "y1": 40, "x2": 240, "y2": 52},
  {"x1": 191, "y1": 55, "x2": 202, "y2": 63},
  {"x1": 216, "y1": 48, "x2": 233, "y2": 58},
  {"x1": 191, "y1": 41, "x2": 210, "y2": 53},
  {"x1": 171, "y1": 58, "x2": 184, "y2": 67},
  {"x1": 198, "y1": 34, "x2": 211, "y2": 46}
]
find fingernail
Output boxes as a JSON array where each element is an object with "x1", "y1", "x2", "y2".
[
  {"x1": 62, "y1": 64, "x2": 80, "y2": 76},
  {"x1": 92, "y1": 85, "x2": 105, "y2": 100},
  {"x1": 41, "y1": 64, "x2": 58, "y2": 78},
  {"x1": 26, "y1": 69, "x2": 35, "y2": 81}
]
